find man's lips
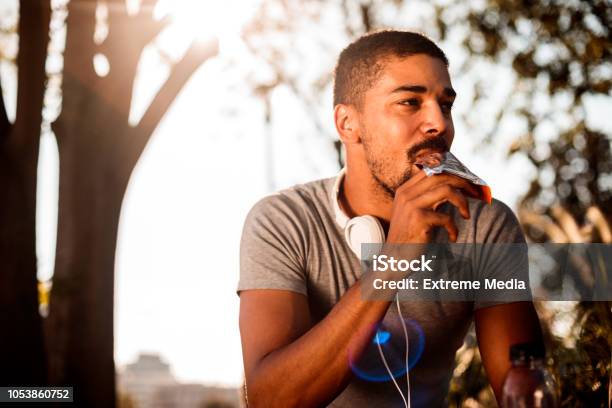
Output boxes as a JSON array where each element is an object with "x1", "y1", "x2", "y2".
[
  {"x1": 412, "y1": 149, "x2": 446, "y2": 169},
  {"x1": 414, "y1": 148, "x2": 446, "y2": 158}
]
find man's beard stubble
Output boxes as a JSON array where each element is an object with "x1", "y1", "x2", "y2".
[{"x1": 362, "y1": 129, "x2": 450, "y2": 199}]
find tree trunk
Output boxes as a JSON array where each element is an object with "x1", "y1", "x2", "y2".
[
  {"x1": 44, "y1": 2, "x2": 131, "y2": 405},
  {"x1": 0, "y1": 0, "x2": 50, "y2": 386},
  {"x1": 44, "y1": 1, "x2": 217, "y2": 405}
]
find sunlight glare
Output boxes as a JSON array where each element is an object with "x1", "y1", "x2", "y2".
[{"x1": 154, "y1": 0, "x2": 261, "y2": 54}]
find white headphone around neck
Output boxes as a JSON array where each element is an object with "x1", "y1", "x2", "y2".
[{"x1": 332, "y1": 168, "x2": 385, "y2": 259}]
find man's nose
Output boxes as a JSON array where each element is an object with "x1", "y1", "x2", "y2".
[{"x1": 420, "y1": 103, "x2": 447, "y2": 135}]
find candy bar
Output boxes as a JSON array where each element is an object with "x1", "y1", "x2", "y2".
[{"x1": 415, "y1": 151, "x2": 492, "y2": 204}]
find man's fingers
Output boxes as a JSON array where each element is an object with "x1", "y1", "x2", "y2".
[
  {"x1": 432, "y1": 175, "x2": 480, "y2": 199},
  {"x1": 396, "y1": 169, "x2": 428, "y2": 192},
  {"x1": 403, "y1": 173, "x2": 481, "y2": 200},
  {"x1": 414, "y1": 185, "x2": 470, "y2": 219},
  {"x1": 423, "y1": 211, "x2": 458, "y2": 242}
]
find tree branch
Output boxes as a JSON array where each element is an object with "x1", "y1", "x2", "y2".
[
  {"x1": 135, "y1": 38, "x2": 218, "y2": 143},
  {"x1": 518, "y1": 209, "x2": 569, "y2": 243},
  {"x1": 551, "y1": 206, "x2": 584, "y2": 243},
  {"x1": 360, "y1": 4, "x2": 372, "y2": 33},
  {"x1": 102, "y1": 9, "x2": 170, "y2": 121},
  {"x1": 586, "y1": 206, "x2": 612, "y2": 243},
  {"x1": 14, "y1": 0, "x2": 51, "y2": 145}
]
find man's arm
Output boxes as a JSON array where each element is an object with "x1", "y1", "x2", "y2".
[
  {"x1": 239, "y1": 283, "x2": 392, "y2": 408},
  {"x1": 474, "y1": 301, "x2": 543, "y2": 402}
]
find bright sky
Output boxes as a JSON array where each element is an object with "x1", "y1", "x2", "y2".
[
  {"x1": 116, "y1": 0, "x2": 272, "y2": 386},
  {"x1": 1, "y1": 0, "x2": 611, "y2": 388}
]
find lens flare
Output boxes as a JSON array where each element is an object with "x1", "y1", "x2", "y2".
[
  {"x1": 348, "y1": 319, "x2": 425, "y2": 382},
  {"x1": 372, "y1": 329, "x2": 391, "y2": 345}
]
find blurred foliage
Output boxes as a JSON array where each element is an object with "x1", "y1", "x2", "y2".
[
  {"x1": 449, "y1": 300, "x2": 612, "y2": 407},
  {"x1": 450, "y1": 1, "x2": 611, "y2": 406},
  {"x1": 0, "y1": 1, "x2": 17, "y2": 62},
  {"x1": 448, "y1": 331, "x2": 497, "y2": 407},
  {"x1": 551, "y1": 302, "x2": 612, "y2": 406},
  {"x1": 460, "y1": 0, "x2": 612, "y2": 233}
]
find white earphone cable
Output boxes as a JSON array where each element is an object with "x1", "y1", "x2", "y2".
[
  {"x1": 396, "y1": 295, "x2": 411, "y2": 408},
  {"x1": 375, "y1": 294, "x2": 411, "y2": 408},
  {"x1": 376, "y1": 330, "x2": 409, "y2": 408}
]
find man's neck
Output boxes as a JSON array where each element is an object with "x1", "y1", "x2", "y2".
[{"x1": 340, "y1": 161, "x2": 394, "y2": 227}]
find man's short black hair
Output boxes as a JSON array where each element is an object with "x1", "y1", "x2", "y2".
[{"x1": 333, "y1": 30, "x2": 448, "y2": 109}]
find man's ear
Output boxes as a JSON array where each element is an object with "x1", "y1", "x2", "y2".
[{"x1": 334, "y1": 104, "x2": 360, "y2": 144}]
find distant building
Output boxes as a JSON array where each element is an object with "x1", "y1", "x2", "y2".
[
  {"x1": 117, "y1": 353, "x2": 241, "y2": 408},
  {"x1": 155, "y1": 384, "x2": 240, "y2": 408},
  {"x1": 118, "y1": 353, "x2": 177, "y2": 408}
]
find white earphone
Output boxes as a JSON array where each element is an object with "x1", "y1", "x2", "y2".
[{"x1": 332, "y1": 168, "x2": 385, "y2": 259}]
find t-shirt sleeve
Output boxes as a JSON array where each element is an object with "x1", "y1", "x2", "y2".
[
  {"x1": 237, "y1": 194, "x2": 308, "y2": 296},
  {"x1": 473, "y1": 198, "x2": 531, "y2": 310},
  {"x1": 473, "y1": 198, "x2": 525, "y2": 244}
]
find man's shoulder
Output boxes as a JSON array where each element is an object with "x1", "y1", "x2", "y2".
[
  {"x1": 471, "y1": 197, "x2": 518, "y2": 224},
  {"x1": 245, "y1": 176, "x2": 336, "y2": 224},
  {"x1": 466, "y1": 197, "x2": 525, "y2": 243},
  {"x1": 468, "y1": 196, "x2": 512, "y2": 215}
]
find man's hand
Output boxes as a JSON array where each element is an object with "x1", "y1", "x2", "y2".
[
  {"x1": 475, "y1": 302, "x2": 544, "y2": 402},
  {"x1": 386, "y1": 171, "x2": 481, "y2": 243}
]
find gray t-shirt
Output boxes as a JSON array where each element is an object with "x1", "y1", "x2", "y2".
[{"x1": 238, "y1": 176, "x2": 526, "y2": 407}]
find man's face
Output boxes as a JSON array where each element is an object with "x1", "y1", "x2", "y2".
[{"x1": 357, "y1": 54, "x2": 456, "y2": 197}]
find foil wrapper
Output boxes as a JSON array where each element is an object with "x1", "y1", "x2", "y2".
[{"x1": 415, "y1": 151, "x2": 492, "y2": 204}]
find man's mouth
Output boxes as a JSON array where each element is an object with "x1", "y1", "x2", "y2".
[
  {"x1": 406, "y1": 138, "x2": 450, "y2": 163},
  {"x1": 413, "y1": 150, "x2": 445, "y2": 169}
]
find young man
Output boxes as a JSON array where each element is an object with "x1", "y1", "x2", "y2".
[{"x1": 238, "y1": 30, "x2": 543, "y2": 407}]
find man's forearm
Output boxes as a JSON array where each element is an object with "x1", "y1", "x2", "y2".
[{"x1": 246, "y1": 273, "x2": 397, "y2": 407}]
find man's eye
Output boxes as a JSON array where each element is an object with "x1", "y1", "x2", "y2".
[
  {"x1": 441, "y1": 102, "x2": 454, "y2": 112},
  {"x1": 400, "y1": 99, "x2": 419, "y2": 107}
]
